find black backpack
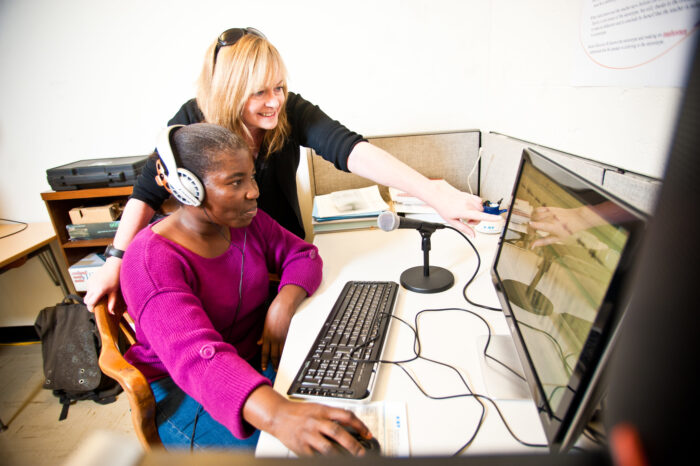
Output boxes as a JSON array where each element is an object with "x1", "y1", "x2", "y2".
[{"x1": 34, "y1": 294, "x2": 123, "y2": 420}]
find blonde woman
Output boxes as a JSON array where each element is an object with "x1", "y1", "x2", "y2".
[{"x1": 86, "y1": 27, "x2": 498, "y2": 312}]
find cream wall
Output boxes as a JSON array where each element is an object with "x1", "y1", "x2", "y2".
[
  {"x1": 0, "y1": 0, "x2": 688, "y2": 324},
  {"x1": 483, "y1": 0, "x2": 685, "y2": 177},
  {"x1": 0, "y1": 0, "x2": 492, "y2": 223}
]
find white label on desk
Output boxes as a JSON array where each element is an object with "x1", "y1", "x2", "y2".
[{"x1": 340, "y1": 400, "x2": 410, "y2": 457}]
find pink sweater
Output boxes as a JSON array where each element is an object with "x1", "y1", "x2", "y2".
[{"x1": 121, "y1": 210, "x2": 322, "y2": 438}]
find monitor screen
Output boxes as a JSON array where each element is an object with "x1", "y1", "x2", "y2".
[{"x1": 491, "y1": 148, "x2": 647, "y2": 452}]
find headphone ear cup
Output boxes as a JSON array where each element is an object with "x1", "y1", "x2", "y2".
[
  {"x1": 174, "y1": 168, "x2": 205, "y2": 206},
  {"x1": 156, "y1": 125, "x2": 205, "y2": 207}
]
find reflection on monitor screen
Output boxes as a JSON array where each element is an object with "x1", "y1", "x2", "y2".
[{"x1": 491, "y1": 148, "x2": 647, "y2": 453}]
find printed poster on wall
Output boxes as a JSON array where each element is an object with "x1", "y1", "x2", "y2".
[{"x1": 574, "y1": 0, "x2": 700, "y2": 87}]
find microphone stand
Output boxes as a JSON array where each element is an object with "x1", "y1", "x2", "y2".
[{"x1": 401, "y1": 225, "x2": 454, "y2": 294}]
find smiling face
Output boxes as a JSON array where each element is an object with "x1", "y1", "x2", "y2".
[
  {"x1": 241, "y1": 80, "x2": 286, "y2": 135},
  {"x1": 202, "y1": 148, "x2": 259, "y2": 228}
]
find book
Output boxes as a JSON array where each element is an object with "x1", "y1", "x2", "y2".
[
  {"x1": 66, "y1": 221, "x2": 120, "y2": 240},
  {"x1": 68, "y1": 252, "x2": 106, "y2": 291},
  {"x1": 389, "y1": 185, "x2": 448, "y2": 224},
  {"x1": 311, "y1": 185, "x2": 390, "y2": 233},
  {"x1": 312, "y1": 217, "x2": 380, "y2": 234},
  {"x1": 313, "y1": 185, "x2": 389, "y2": 222}
]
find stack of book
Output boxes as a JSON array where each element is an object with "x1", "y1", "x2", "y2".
[
  {"x1": 312, "y1": 185, "x2": 390, "y2": 234},
  {"x1": 389, "y1": 185, "x2": 446, "y2": 224},
  {"x1": 65, "y1": 202, "x2": 122, "y2": 240}
]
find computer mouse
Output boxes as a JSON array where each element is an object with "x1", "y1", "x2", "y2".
[{"x1": 330, "y1": 424, "x2": 381, "y2": 455}]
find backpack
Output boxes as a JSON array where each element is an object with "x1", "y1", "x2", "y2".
[{"x1": 34, "y1": 294, "x2": 123, "y2": 421}]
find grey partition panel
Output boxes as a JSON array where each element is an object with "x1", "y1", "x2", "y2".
[
  {"x1": 481, "y1": 132, "x2": 661, "y2": 215},
  {"x1": 309, "y1": 130, "x2": 481, "y2": 197},
  {"x1": 602, "y1": 171, "x2": 662, "y2": 214}
]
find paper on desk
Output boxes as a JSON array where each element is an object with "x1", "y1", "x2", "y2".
[
  {"x1": 388, "y1": 186, "x2": 425, "y2": 206},
  {"x1": 313, "y1": 185, "x2": 389, "y2": 221},
  {"x1": 283, "y1": 400, "x2": 409, "y2": 457},
  {"x1": 346, "y1": 400, "x2": 409, "y2": 457}
]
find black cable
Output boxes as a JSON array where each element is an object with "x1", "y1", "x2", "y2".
[
  {"x1": 0, "y1": 218, "x2": 29, "y2": 239},
  {"x1": 336, "y1": 225, "x2": 548, "y2": 453},
  {"x1": 414, "y1": 307, "x2": 547, "y2": 453},
  {"x1": 315, "y1": 223, "x2": 592, "y2": 453},
  {"x1": 192, "y1": 207, "x2": 248, "y2": 445},
  {"x1": 517, "y1": 320, "x2": 574, "y2": 377},
  {"x1": 448, "y1": 225, "x2": 575, "y2": 380},
  {"x1": 345, "y1": 306, "x2": 548, "y2": 454},
  {"x1": 444, "y1": 226, "x2": 502, "y2": 312}
]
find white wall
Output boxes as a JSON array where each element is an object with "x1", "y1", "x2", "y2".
[
  {"x1": 0, "y1": 0, "x2": 492, "y2": 222},
  {"x1": 483, "y1": 0, "x2": 685, "y2": 177},
  {"x1": 0, "y1": 0, "x2": 686, "y2": 223}
]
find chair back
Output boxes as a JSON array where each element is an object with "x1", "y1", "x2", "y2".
[{"x1": 93, "y1": 297, "x2": 163, "y2": 450}]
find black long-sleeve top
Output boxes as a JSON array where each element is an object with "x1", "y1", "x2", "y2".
[{"x1": 131, "y1": 92, "x2": 366, "y2": 238}]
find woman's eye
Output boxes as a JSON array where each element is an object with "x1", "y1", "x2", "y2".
[{"x1": 274, "y1": 86, "x2": 284, "y2": 93}]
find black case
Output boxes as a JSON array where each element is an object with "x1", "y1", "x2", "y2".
[{"x1": 46, "y1": 155, "x2": 149, "y2": 191}]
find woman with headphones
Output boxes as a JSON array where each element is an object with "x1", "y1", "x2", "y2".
[
  {"x1": 85, "y1": 27, "x2": 499, "y2": 311},
  {"x1": 121, "y1": 123, "x2": 373, "y2": 454}
]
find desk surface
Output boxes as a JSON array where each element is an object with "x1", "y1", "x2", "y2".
[
  {"x1": 256, "y1": 228, "x2": 547, "y2": 457},
  {"x1": 0, "y1": 222, "x2": 56, "y2": 268}
]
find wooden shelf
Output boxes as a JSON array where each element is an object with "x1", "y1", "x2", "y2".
[
  {"x1": 62, "y1": 238, "x2": 114, "y2": 248},
  {"x1": 40, "y1": 186, "x2": 133, "y2": 201},
  {"x1": 41, "y1": 187, "x2": 133, "y2": 271}
]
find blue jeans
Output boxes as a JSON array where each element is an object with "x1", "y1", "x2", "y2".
[{"x1": 150, "y1": 364, "x2": 277, "y2": 450}]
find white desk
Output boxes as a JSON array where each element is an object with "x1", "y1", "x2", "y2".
[{"x1": 256, "y1": 227, "x2": 547, "y2": 457}]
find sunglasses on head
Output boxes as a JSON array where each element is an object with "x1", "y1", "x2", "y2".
[{"x1": 213, "y1": 27, "x2": 266, "y2": 68}]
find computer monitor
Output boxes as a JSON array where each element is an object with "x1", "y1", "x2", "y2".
[{"x1": 490, "y1": 148, "x2": 647, "y2": 453}]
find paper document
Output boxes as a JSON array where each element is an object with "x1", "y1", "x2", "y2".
[
  {"x1": 389, "y1": 185, "x2": 446, "y2": 223},
  {"x1": 283, "y1": 400, "x2": 409, "y2": 457},
  {"x1": 388, "y1": 187, "x2": 425, "y2": 206},
  {"x1": 346, "y1": 400, "x2": 409, "y2": 457},
  {"x1": 313, "y1": 185, "x2": 389, "y2": 221}
]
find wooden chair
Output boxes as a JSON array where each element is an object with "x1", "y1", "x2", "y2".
[{"x1": 93, "y1": 296, "x2": 163, "y2": 450}]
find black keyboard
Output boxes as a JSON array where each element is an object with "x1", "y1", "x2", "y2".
[{"x1": 287, "y1": 281, "x2": 399, "y2": 401}]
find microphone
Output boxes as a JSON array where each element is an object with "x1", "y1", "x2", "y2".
[
  {"x1": 377, "y1": 211, "x2": 445, "y2": 233},
  {"x1": 376, "y1": 211, "x2": 454, "y2": 294}
]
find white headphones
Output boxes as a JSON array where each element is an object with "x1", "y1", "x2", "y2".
[{"x1": 155, "y1": 125, "x2": 205, "y2": 207}]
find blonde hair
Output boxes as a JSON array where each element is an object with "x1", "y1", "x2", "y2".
[{"x1": 196, "y1": 34, "x2": 289, "y2": 157}]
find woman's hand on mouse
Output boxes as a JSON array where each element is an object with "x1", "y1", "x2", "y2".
[
  {"x1": 244, "y1": 385, "x2": 373, "y2": 456},
  {"x1": 271, "y1": 401, "x2": 371, "y2": 456}
]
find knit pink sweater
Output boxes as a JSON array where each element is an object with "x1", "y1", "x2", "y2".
[{"x1": 121, "y1": 210, "x2": 322, "y2": 438}]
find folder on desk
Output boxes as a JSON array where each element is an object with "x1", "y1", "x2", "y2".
[{"x1": 312, "y1": 185, "x2": 389, "y2": 233}]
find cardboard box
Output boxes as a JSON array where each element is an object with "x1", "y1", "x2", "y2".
[
  {"x1": 69, "y1": 203, "x2": 122, "y2": 224},
  {"x1": 68, "y1": 252, "x2": 106, "y2": 292}
]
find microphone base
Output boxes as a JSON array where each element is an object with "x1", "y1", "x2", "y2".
[{"x1": 400, "y1": 266, "x2": 454, "y2": 294}]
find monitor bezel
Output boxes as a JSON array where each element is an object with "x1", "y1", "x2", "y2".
[{"x1": 490, "y1": 148, "x2": 648, "y2": 452}]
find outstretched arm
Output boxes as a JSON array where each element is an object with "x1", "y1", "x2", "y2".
[{"x1": 346, "y1": 142, "x2": 501, "y2": 236}]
